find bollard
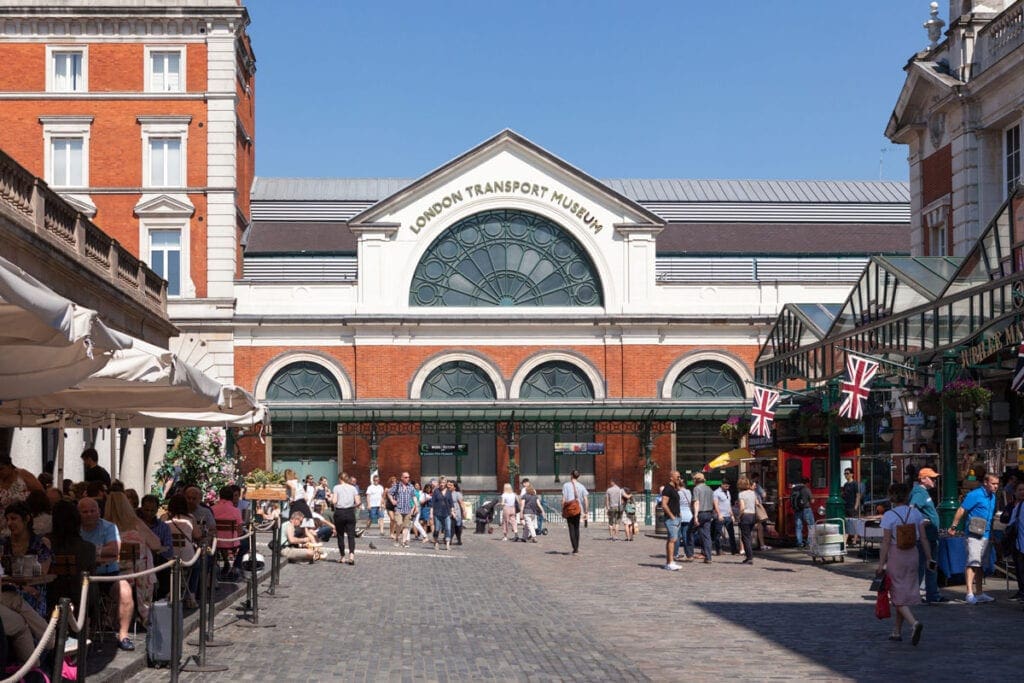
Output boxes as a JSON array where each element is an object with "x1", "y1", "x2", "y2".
[
  {"x1": 182, "y1": 545, "x2": 228, "y2": 672},
  {"x1": 202, "y1": 546, "x2": 234, "y2": 647},
  {"x1": 263, "y1": 516, "x2": 289, "y2": 599},
  {"x1": 51, "y1": 600, "x2": 70, "y2": 683}
]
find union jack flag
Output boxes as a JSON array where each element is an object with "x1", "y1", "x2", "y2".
[
  {"x1": 838, "y1": 354, "x2": 879, "y2": 420},
  {"x1": 749, "y1": 387, "x2": 780, "y2": 438},
  {"x1": 1011, "y1": 341, "x2": 1024, "y2": 393}
]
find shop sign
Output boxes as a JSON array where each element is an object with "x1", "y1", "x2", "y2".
[
  {"x1": 959, "y1": 319, "x2": 1024, "y2": 367},
  {"x1": 408, "y1": 180, "x2": 605, "y2": 234},
  {"x1": 554, "y1": 442, "x2": 605, "y2": 455},
  {"x1": 418, "y1": 443, "x2": 468, "y2": 456}
]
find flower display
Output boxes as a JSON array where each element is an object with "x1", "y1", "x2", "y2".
[
  {"x1": 152, "y1": 427, "x2": 239, "y2": 504},
  {"x1": 719, "y1": 415, "x2": 750, "y2": 441},
  {"x1": 939, "y1": 379, "x2": 992, "y2": 413}
]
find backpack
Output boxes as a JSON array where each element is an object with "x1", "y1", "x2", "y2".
[
  {"x1": 894, "y1": 508, "x2": 917, "y2": 550},
  {"x1": 791, "y1": 487, "x2": 806, "y2": 511}
]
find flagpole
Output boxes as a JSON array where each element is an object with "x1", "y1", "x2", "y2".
[{"x1": 743, "y1": 380, "x2": 811, "y2": 398}]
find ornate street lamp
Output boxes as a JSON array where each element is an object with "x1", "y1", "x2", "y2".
[
  {"x1": 369, "y1": 421, "x2": 379, "y2": 478},
  {"x1": 898, "y1": 388, "x2": 919, "y2": 415}
]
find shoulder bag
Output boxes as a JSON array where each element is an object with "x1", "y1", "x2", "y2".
[
  {"x1": 967, "y1": 515, "x2": 988, "y2": 537},
  {"x1": 754, "y1": 500, "x2": 769, "y2": 523},
  {"x1": 561, "y1": 484, "x2": 581, "y2": 519}
]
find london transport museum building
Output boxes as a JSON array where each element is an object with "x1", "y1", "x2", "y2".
[{"x1": 5, "y1": 1, "x2": 1021, "y2": 517}]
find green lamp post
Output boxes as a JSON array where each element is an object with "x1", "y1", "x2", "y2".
[
  {"x1": 824, "y1": 379, "x2": 845, "y2": 520},
  {"x1": 642, "y1": 421, "x2": 655, "y2": 526},
  {"x1": 368, "y1": 421, "x2": 379, "y2": 478},
  {"x1": 937, "y1": 351, "x2": 960, "y2": 527}
]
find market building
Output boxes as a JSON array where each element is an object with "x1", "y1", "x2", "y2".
[
  {"x1": 242, "y1": 129, "x2": 910, "y2": 493},
  {"x1": 756, "y1": 0, "x2": 1024, "y2": 527}
]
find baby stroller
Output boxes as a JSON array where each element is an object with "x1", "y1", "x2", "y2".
[{"x1": 475, "y1": 497, "x2": 497, "y2": 533}]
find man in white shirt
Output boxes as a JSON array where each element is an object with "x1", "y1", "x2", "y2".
[
  {"x1": 364, "y1": 475, "x2": 385, "y2": 535},
  {"x1": 712, "y1": 480, "x2": 738, "y2": 555},
  {"x1": 332, "y1": 472, "x2": 361, "y2": 565}
]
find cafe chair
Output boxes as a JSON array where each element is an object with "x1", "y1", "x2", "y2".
[{"x1": 215, "y1": 519, "x2": 238, "y2": 576}]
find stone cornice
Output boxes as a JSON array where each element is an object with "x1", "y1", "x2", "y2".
[{"x1": 0, "y1": 10, "x2": 248, "y2": 42}]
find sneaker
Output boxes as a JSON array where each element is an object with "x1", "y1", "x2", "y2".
[
  {"x1": 976, "y1": 593, "x2": 995, "y2": 603},
  {"x1": 118, "y1": 637, "x2": 135, "y2": 652},
  {"x1": 911, "y1": 622, "x2": 924, "y2": 646},
  {"x1": 663, "y1": 563, "x2": 680, "y2": 571},
  {"x1": 965, "y1": 593, "x2": 978, "y2": 604}
]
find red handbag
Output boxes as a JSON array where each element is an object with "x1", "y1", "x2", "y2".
[{"x1": 874, "y1": 576, "x2": 891, "y2": 620}]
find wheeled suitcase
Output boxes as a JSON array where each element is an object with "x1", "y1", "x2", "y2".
[{"x1": 146, "y1": 598, "x2": 182, "y2": 668}]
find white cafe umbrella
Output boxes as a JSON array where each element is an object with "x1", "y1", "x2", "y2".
[{"x1": 0, "y1": 255, "x2": 132, "y2": 400}]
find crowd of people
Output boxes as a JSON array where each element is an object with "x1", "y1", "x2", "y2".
[{"x1": 0, "y1": 446, "x2": 251, "y2": 665}]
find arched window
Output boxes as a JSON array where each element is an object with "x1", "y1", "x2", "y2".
[
  {"x1": 266, "y1": 361, "x2": 341, "y2": 402},
  {"x1": 520, "y1": 361, "x2": 594, "y2": 399},
  {"x1": 409, "y1": 209, "x2": 603, "y2": 307},
  {"x1": 671, "y1": 361, "x2": 744, "y2": 399},
  {"x1": 420, "y1": 361, "x2": 497, "y2": 400}
]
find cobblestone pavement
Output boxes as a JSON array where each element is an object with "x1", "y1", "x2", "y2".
[{"x1": 131, "y1": 525, "x2": 1022, "y2": 682}]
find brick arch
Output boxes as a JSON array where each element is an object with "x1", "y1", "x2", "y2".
[
  {"x1": 408, "y1": 351, "x2": 507, "y2": 400},
  {"x1": 254, "y1": 350, "x2": 353, "y2": 401},
  {"x1": 659, "y1": 351, "x2": 752, "y2": 399},
  {"x1": 509, "y1": 350, "x2": 606, "y2": 400}
]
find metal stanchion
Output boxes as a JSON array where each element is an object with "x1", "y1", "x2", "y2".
[
  {"x1": 50, "y1": 600, "x2": 70, "y2": 683},
  {"x1": 77, "y1": 573, "x2": 89, "y2": 683},
  {"x1": 170, "y1": 558, "x2": 182, "y2": 683},
  {"x1": 182, "y1": 544, "x2": 228, "y2": 672},
  {"x1": 235, "y1": 518, "x2": 275, "y2": 629},
  {"x1": 263, "y1": 516, "x2": 288, "y2": 598},
  {"x1": 199, "y1": 543, "x2": 234, "y2": 647}
]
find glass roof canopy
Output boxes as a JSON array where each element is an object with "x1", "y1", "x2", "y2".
[{"x1": 756, "y1": 188, "x2": 1024, "y2": 385}]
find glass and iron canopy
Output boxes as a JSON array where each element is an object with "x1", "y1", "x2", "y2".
[
  {"x1": 409, "y1": 209, "x2": 603, "y2": 307},
  {"x1": 756, "y1": 187, "x2": 1024, "y2": 385}
]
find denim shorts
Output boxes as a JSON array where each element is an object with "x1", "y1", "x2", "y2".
[
  {"x1": 665, "y1": 516, "x2": 681, "y2": 540},
  {"x1": 369, "y1": 507, "x2": 381, "y2": 523}
]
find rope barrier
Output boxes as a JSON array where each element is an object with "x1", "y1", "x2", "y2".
[
  {"x1": 0, "y1": 609, "x2": 60, "y2": 683},
  {"x1": 66, "y1": 576, "x2": 91, "y2": 634},
  {"x1": 217, "y1": 530, "x2": 254, "y2": 544},
  {"x1": 89, "y1": 557, "x2": 177, "y2": 582}
]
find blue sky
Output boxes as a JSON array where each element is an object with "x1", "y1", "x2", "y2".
[{"x1": 246, "y1": 1, "x2": 936, "y2": 182}]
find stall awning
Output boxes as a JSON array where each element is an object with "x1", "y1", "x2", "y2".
[{"x1": 267, "y1": 401, "x2": 780, "y2": 424}]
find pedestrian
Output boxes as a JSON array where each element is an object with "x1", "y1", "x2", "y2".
[
  {"x1": 416, "y1": 482, "x2": 433, "y2": 542},
  {"x1": 948, "y1": 472, "x2": 999, "y2": 604},
  {"x1": 660, "y1": 471, "x2": 683, "y2": 571},
  {"x1": 431, "y1": 476, "x2": 454, "y2": 550},
  {"x1": 449, "y1": 481, "x2": 465, "y2": 546},
  {"x1": 675, "y1": 480, "x2": 694, "y2": 561},
  {"x1": 621, "y1": 487, "x2": 636, "y2": 541},
  {"x1": 712, "y1": 480, "x2": 738, "y2": 555},
  {"x1": 284, "y1": 468, "x2": 311, "y2": 522},
  {"x1": 606, "y1": 478, "x2": 623, "y2": 540},
  {"x1": 737, "y1": 477, "x2": 757, "y2": 565},
  {"x1": 500, "y1": 483, "x2": 518, "y2": 541},
  {"x1": 791, "y1": 477, "x2": 814, "y2": 548},
  {"x1": 364, "y1": 474, "x2": 385, "y2": 535},
  {"x1": 876, "y1": 483, "x2": 931, "y2": 645},
  {"x1": 387, "y1": 472, "x2": 417, "y2": 548},
  {"x1": 561, "y1": 469, "x2": 588, "y2": 555},
  {"x1": 520, "y1": 484, "x2": 541, "y2": 542},
  {"x1": 691, "y1": 472, "x2": 715, "y2": 563},
  {"x1": 384, "y1": 475, "x2": 398, "y2": 541},
  {"x1": 908, "y1": 467, "x2": 947, "y2": 603},
  {"x1": 842, "y1": 468, "x2": 863, "y2": 545},
  {"x1": 332, "y1": 471, "x2": 360, "y2": 565},
  {"x1": 750, "y1": 473, "x2": 771, "y2": 550},
  {"x1": 1002, "y1": 481, "x2": 1024, "y2": 600}
]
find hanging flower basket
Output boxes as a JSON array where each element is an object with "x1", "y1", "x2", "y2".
[
  {"x1": 939, "y1": 379, "x2": 992, "y2": 413},
  {"x1": 719, "y1": 416, "x2": 750, "y2": 443}
]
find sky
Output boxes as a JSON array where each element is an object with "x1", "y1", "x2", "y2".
[{"x1": 246, "y1": 1, "x2": 939, "y2": 183}]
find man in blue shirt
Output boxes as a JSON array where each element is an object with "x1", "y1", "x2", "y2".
[
  {"x1": 78, "y1": 496, "x2": 120, "y2": 575},
  {"x1": 908, "y1": 467, "x2": 947, "y2": 603},
  {"x1": 949, "y1": 473, "x2": 999, "y2": 604}
]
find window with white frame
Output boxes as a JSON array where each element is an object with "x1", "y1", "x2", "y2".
[
  {"x1": 148, "y1": 228, "x2": 182, "y2": 296},
  {"x1": 47, "y1": 47, "x2": 87, "y2": 92},
  {"x1": 146, "y1": 47, "x2": 184, "y2": 92},
  {"x1": 148, "y1": 137, "x2": 182, "y2": 187},
  {"x1": 40, "y1": 116, "x2": 92, "y2": 189},
  {"x1": 139, "y1": 116, "x2": 189, "y2": 188},
  {"x1": 1007, "y1": 124, "x2": 1021, "y2": 197}
]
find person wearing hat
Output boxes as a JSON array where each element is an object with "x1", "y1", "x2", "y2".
[{"x1": 909, "y1": 466, "x2": 947, "y2": 603}]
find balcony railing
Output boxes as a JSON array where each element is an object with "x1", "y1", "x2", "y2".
[
  {"x1": 976, "y1": 0, "x2": 1024, "y2": 74},
  {"x1": 0, "y1": 147, "x2": 167, "y2": 312}
]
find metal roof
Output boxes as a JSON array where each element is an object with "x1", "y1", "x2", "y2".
[{"x1": 252, "y1": 177, "x2": 909, "y2": 205}]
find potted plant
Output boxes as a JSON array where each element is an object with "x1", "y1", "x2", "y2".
[
  {"x1": 918, "y1": 388, "x2": 940, "y2": 416},
  {"x1": 939, "y1": 379, "x2": 992, "y2": 413},
  {"x1": 152, "y1": 427, "x2": 238, "y2": 504},
  {"x1": 719, "y1": 416, "x2": 750, "y2": 443},
  {"x1": 244, "y1": 468, "x2": 288, "y2": 500}
]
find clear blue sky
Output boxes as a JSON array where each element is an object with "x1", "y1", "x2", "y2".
[{"x1": 246, "y1": 1, "x2": 937, "y2": 182}]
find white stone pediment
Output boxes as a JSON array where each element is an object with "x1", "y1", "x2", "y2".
[
  {"x1": 886, "y1": 61, "x2": 961, "y2": 143},
  {"x1": 133, "y1": 193, "x2": 196, "y2": 218},
  {"x1": 348, "y1": 129, "x2": 664, "y2": 241}
]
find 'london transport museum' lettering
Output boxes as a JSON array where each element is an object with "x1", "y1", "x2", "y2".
[{"x1": 408, "y1": 180, "x2": 604, "y2": 234}]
